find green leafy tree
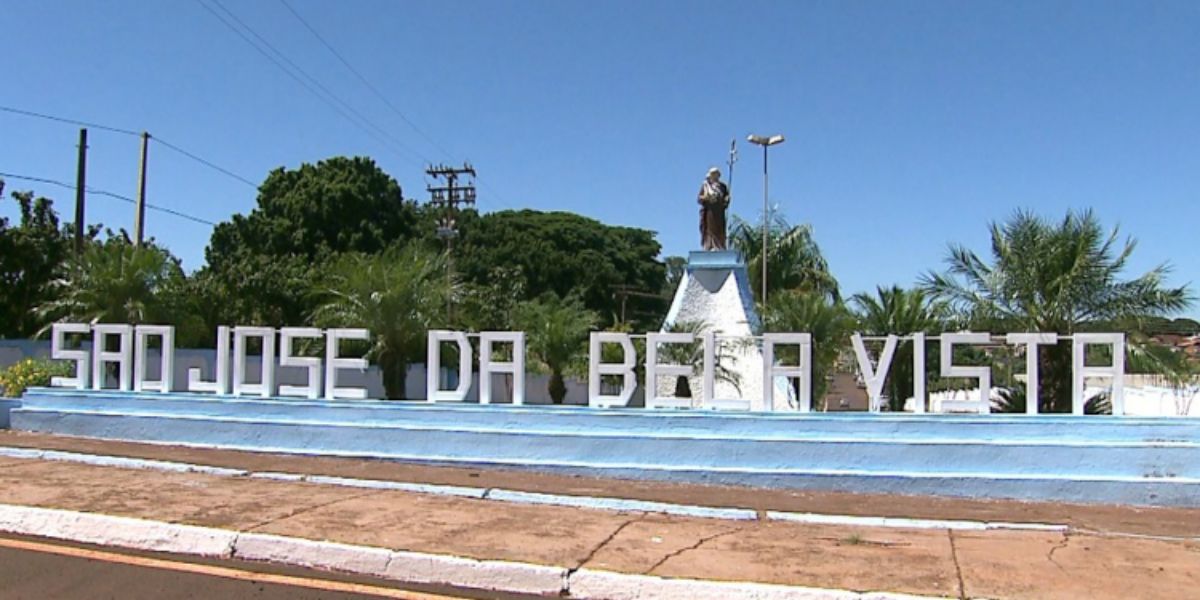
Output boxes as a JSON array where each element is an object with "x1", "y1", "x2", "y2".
[
  {"x1": 0, "y1": 181, "x2": 96, "y2": 338},
  {"x1": 761, "y1": 292, "x2": 854, "y2": 404},
  {"x1": 36, "y1": 234, "x2": 188, "y2": 328},
  {"x1": 663, "y1": 255, "x2": 687, "y2": 295},
  {"x1": 204, "y1": 156, "x2": 420, "y2": 326},
  {"x1": 513, "y1": 292, "x2": 599, "y2": 404},
  {"x1": 851, "y1": 286, "x2": 948, "y2": 411},
  {"x1": 456, "y1": 265, "x2": 527, "y2": 332},
  {"x1": 922, "y1": 210, "x2": 1192, "y2": 413},
  {"x1": 1142, "y1": 316, "x2": 1200, "y2": 337},
  {"x1": 312, "y1": 244, "x2": 452, "y2": 400},
  {"x1": 729, "y1": 214, "x2": 839, "y2": 304},
  {"x1": 456, "y1": 210, "x2": 666, "y2": 330},
  {"x1": 194, "y1": 254, "x2": 318, "y2": 328}
]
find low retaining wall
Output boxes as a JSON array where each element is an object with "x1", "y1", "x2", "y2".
[
  {"x1": 0, "y1": 399, "x2": 18, "y2": 429},
  {"x1": 10, "y1": 388, "x2": 1200, "y2": 507}
]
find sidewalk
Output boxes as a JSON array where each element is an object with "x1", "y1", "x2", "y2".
[{"x1": 0, "y1": 430, "x2": 1197, "y2": 599}]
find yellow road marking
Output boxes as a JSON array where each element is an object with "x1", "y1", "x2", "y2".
[{"x1": 0, "y1": 536, "x2": 461, "y2": 599}]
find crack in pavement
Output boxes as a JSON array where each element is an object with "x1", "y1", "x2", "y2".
[
  {"x1": 242, "y1": 490, "x2": 385, "y2": 532},
  {"x1": 644, "y1": 525, "x2": 745, "y2": 576},
  {"x1": 569, "y1": 514, "x2": 646, "y2": 574},
  {"x1": 947, "y1": 529, "x2": 967, "y2": 600},
  {"x1": 1047, "y1": 531, "x2": 1071, "y2": 573}
]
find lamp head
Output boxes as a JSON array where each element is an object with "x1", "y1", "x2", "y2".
[{"x1": 747, "y1": 134, "x2": 786, "y2": 147}]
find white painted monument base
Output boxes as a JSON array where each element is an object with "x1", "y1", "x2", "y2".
[{"x1": 661, "y1": 250, "x2": 791, "y2": 411}]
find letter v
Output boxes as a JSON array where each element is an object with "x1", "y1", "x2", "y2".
[{"x1": 851, "y1": 333, "x2": 899, "y2": 412}]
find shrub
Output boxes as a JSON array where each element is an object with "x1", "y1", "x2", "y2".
[{"x1": 0, "y1": 358, "x2": 71, "y2": 398}]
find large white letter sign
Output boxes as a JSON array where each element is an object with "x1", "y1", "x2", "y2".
[
  {"x1": 426, "y1": 330, "x2": 473, "y2": 403},
  {"x1": 912, "y1": 332, "x2": 927, "y2": 413},
  {"x1": 699, "y1": 331, "x2": 717, "y2": 407},
  {"x1": 133, "y1": 325, "x2": 175, "y2": 393},
  {"x1": 645, "y1": 332, "x2": 694, "y2": 409},
  {"x1": 325, "y1": 328, "x2": 369, "y2": 400},
  {"x1": 851, "y1": 333, "x2": 899, "y2": 412},
  {"x1": 188, "y1": 326, "x2": 231, "y2": 395},
  {"x1": 588, "y1": 332, "x2": 637, "y2": 408},
  {"x1": 479, "y1": 332, "x2": 525, "y2": 405},
  {"x1": 91, "y1": 324, "x2": 133, "y2": 391},
  {"x1": 939, "y1": 332, "x2": 992, "y2": 414},
  {"x1": 278, "y1": 327, "x2": 324, "y2": 399},
  {"x1": 1006, "y1": 333, "x2": 1058, "y2": 415},
  {"x1": 233, "y1": 326, "x2": 276, "y2": 398},
  {"x1": 1072, "y1": 333, "x2": 1125, "y2": 416},
  {"x1": 51, "y1": 323, "x2": 91, "y2": 389},
  {"x1": 762, "y1": 333, "x2": 812, "y2": 412}
]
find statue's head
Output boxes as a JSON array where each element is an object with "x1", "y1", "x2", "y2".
[{"x1": 706, "y1": 167, "x2": 721, "y2": 182}]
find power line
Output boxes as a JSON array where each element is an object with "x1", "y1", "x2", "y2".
[
  {"x1": 274, "y1": 0, "x2": 513, "y2": 211},
  {"x1": 277, "y1": 0, "x2": 455, "y2": 162},
  {"x1": 197, "y1": 0, "x2": 427, "y2": 168},
  {"x1": 153, "y1": 137, "x2": 257, "y2": 188},
  {"x1": 0, "y1": 104, "x2": 257, "y2": 189},
  {"x1": 0, "y1": 172, "x2": 217, "y2": 227},
  {"x1": 0, "y1": 106, "x2": 139, "y2": 137}
]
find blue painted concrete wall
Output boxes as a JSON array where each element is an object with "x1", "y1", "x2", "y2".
[
  {"x1": 9, "y1": 387, "x2": 1200, "y2": 507},
  {"x1": 0, "y1": 399, "x2": 18, "y2": 429}
]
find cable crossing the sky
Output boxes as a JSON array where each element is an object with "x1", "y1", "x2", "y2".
[{"x1": 0, "y1": 172, "x2": 217, "y2": 227}]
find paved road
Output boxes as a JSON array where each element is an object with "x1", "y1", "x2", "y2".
[{"x1": 0, "y1": 535, "x2": 532, "y2": 600}]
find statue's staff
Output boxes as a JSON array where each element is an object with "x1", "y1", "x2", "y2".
[{"x1": 726, "y1": 138, "x2": 737, "y2": 204}]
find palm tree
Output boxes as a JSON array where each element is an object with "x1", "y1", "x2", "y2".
[
  {"x1": 312, "y1": 244, "x2": 452, "y2": 400},
  {"x1": 761, "y1": 291, "x2": 854, "y2": 404},
  {"x1": 37, "y1": 237, "x2": 185, "y2": 327},
  {"x1": 513, "y1": 292, "x2": 599, "y2": 404},
  {"x1": 922, "y1": 210, "x2": 1192, "y2": 413},
  {"x1": 850, "y1": 286, "x2": 948, "y2": 411},
  {"x1": 729, "y1": 214, "x2": 839, "y2": 304}
]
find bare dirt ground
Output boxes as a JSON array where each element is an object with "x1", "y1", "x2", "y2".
[{"x1": 1, "y1": 430, "x2": 1198, "y2": 599}]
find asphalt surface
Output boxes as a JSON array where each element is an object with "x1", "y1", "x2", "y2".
[{"x1": 0, "y1": 535, "x2": 536, "y2": 600}]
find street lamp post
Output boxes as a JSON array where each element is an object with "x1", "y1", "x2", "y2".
[{"x1": 746, "y1": 134, "x2": 785, "y2": 304}]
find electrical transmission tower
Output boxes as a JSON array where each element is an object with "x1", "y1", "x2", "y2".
[{"x1": 425, "y1": 163, "x2": 477, "y2": 320}]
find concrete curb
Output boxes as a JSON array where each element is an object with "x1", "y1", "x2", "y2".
[
  {"x1": 383, "y1": 550, "x2": 567, "y2": 596},
  {"x1": 765, "y1": 511, "x2": 1069, "y2": 533},
  {"x1": 567, "y1": 568, "x2": 945, "y2": 599},
  {"x1": 0, "y1": 503, "x2": 955, "y2": 599},
  {"x1": 0, "y1": 504, "x2": 236, "y2": 557},
  {"x1": 233, "y1": 532, "x2": 392, "y2": 577},
  {"x1": 233, "y1": 531, "x2": 567, "y2": 596}
]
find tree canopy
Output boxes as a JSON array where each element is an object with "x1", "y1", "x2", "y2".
[
  {"x1": 207, "y1": 156, "x2": 417, "y2": 264},
  {"x1": 0, "y1": 179, "x2": 102, "y2": 339},
  {"x1": 729, "y1": 214, "x2": 839, "y2": 304},
  {"x1": 922, "y1": 209, "x2": 1193, "y2": 412},
  {"x1": 0, "y1": 182, "x2": 71, "y2": 338},
  {"x1": 201, "y1": 156, "x2": 422, "y2": 326},
  {"x1": 312, "y1": 243, "x2": 453, "y2": 399},
  {"x1": 454, "y1": 210, "x2": 666, "y2": 329}
]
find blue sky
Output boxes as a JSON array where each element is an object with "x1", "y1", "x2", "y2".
[{"x1": 2, "y1": 0, "x2": 1198, "y2": 313}]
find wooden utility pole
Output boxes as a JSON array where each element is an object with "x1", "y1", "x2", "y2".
[
  {"x1": 425, "y1": 163, "x2": 477, "y2": 322},
  {"x1": 133, "y1": 132, "x2": 151, "y2": 246},
  {"x1": 73, "y1": 128, "x2": 88, "y2": 256}
]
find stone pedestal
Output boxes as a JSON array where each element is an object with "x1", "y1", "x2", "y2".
[{"x1": 660, "y1": 250, "x2": 769, "y2": 410}]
